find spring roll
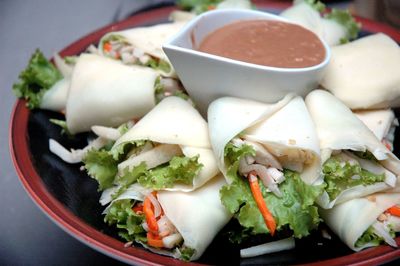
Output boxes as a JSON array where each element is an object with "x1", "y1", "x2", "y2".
[
  {"x1": 99, "y1": 96, "x2": 219, "y2": 192},
  {"x1": 99, "y1": 21, "x2": 186, "y2": 77},
  {"x1": 208, "y1": 95, "x2": 324, "y2": 242},
  {"x1": 320, "y1": 33, "x2": 400, "y2": 109},
  {"x1": 305, "y1": 90, "x2": 400, "y2": 209},
  {"x1": 101, "y1": 174, "x2": 231, "y2": 261},
  {"x1": 320, "y1": 192, "x2": 400, "y2": 251},
  {"x1": 65, "y1": 53, "x2": 159, "y2": 134}
]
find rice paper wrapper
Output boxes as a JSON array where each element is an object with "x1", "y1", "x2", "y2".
[
  {"x1": 156, "y1": 174, "x2": 231, "y2": 260},
  {"x1": 280, "y1": 2, "x2": 324, "y2": 37},
  {"x1": 66, "y1": 54, "x2": 158, "y2": 134},
  {"x1": 208, "y1": 94, "x2": 322, "y2": 185},
  {"x1": 40, "y1": 78, "x2": 70, "y2": 111},
  {"x1": 114, "y1": 96, "x2": 219, "y2": 191},
  {"x1": 320, "y1": 33, "x2": 400, "y2": 109},
  {"x1": 101, "y1": 176, "x2": 230, "y2": 261},
  {"x1": 305, "y1": 90, "x2": 400, "y2": 208},
  {"x1": 99, "y1": 21, "x2": 186, "y2": 77},
  {"x1": 320, "y1": 192, "x2": 400, "y2": 251},
  {"x1": 354, "y1": 109, "x2": 397, "y2": 143}
]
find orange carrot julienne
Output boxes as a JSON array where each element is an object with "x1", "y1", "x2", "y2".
[
  {"x1": 103, "y1": 42, "x2": 112, "y2": 53},
  {"x1": 147, "y1": 232, "x2": 164, "y2": 248},
  {"x1": 382, "y1": 139, "x2": 392, "y2": 150},
  {"x1": 248, "y1": 171, "x2": 276, "y2": 236},
  {"x1": 132, "y1": 203, "x2": 143, "y2": 214},
  {"x1": 143, "y1": 192, "x2": 159, "y2": 234},
  {"x1": 387, "y1": 205, "x2": 400, "y2": 217}
]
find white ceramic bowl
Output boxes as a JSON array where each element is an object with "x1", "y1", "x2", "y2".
[{"x1": 163, "y1": 9, "x2": 331, "y2": 114}]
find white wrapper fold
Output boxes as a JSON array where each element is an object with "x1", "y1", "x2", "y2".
[
  {"x1": 99, "y1": 22, "x2": 186, "y2": 77},
  {"x1": 354, "y1": 109, "x2": 398, "y2": 145},
  {"x1": 320, "y1": 192, "x2": 400, "y2": 251},
  {"x1": 320, "y1": 33, "x2": 400, "y2": 109},
  {"x1": 113, "y1": 96, "x2": 219, "y2": 191},
  {"x1": 208, "y1": 94, "x2": 322, "y2": 185},
  {"x1": 280, "y1": 2, "x2": 349, "y2": 46},
  {"x1": 157, "y1": 175, "x2": 231, "y2": 260},
  {"x1": 102, "y1": 175, "x2": 231, "y2": 261},
  {"x1": 40, "y1": 78, "x2": 70, "y2": 111},
  {"x1": 305, "y1": 90, "x2": 400, "y2": 208},
  {"x1": 65, "y1": 54, "x2": 158, "y2": 134}
]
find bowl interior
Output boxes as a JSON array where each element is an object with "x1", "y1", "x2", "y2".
[{"x1": 165, "y1": 8, "x2": 330, "y2": 72}]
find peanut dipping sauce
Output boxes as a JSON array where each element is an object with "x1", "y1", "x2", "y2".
[{"x1": 197, "y1": 20, "x2": 326, "y2": 68}]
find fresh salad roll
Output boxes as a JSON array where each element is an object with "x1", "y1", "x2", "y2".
[
  {"x1": 101, "y1": 174, "x2": 231, "y2": 261},
  {"x1": 280, "y1": 0, "x2": 360, "y2": 46},
  {"x1": 13, "y1": 49, "x2": 66, "y2": 110},
  {"x1": 208, "y1": 95, "x2": 324, "y2": 253},
  {"x1": 320, "y1": 33, "x2": 400, "y2": 109},
  {"x1": 320, "y1": 192, "x2": 400, "y2": 251},
  {"x1": 65, "y1": 53, "x2": 160, "y2": 134},
  {"x1": 305, "y1": 90, "x2": 400, "y2": 209},
  {"x1": 355, "y1": 109, "x2": 398, "y2": 151},
  {"x1": 98, "y1": 21, "x2": 186, "y2": 77},
  {"x1": 84, "y1": 96, "x2": 219, "y2": 193}
]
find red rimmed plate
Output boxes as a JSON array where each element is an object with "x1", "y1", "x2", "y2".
[{"x1": 9, "y1": 2, "x2": 400, "y2": 265}]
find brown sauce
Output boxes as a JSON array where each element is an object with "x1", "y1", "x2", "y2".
[{"x1": 197, "y1": 20, "x2": 326, "y2": 68}]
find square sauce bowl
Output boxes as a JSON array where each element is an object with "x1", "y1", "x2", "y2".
[{"x1": 163, "y1": 9, "x2": 331, "y2": 114}]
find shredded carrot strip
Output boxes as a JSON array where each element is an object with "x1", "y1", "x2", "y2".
[
  {"x1": 248, "y1": 171, "x2": 276, "y2": 236},
  {"x1": 387, "y1": 205, "x2": 400, "y2": 217},
  {"x1": 143, "y1": 192, "x2": 159, "y2": 234},
  {"x1": 132, "y1": 203, "x2": 143, "y2": 214},
  {"x1": 383, "y1": 140, "x2": 392, "y2": 151},
  {"x1": 147, "y1": 232, "x2": 164, "y2": 248},
  {"x1": 103, "y1": 42, "x2": 112, "y2": 53},
  {"x1": 207, "y1": 5, "x2": 216, "y2": 10}
]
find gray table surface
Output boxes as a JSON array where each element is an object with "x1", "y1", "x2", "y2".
[{"x1": 0, "y1": 1, "x2": 170, "y2": 265}]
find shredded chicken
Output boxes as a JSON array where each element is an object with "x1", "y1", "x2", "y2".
[{"x1": 233, "y1": 138, "x2": 285, "y2": 197}]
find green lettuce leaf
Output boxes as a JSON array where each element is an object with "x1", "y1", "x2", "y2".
[
  {"x1": 355, "y1": 225, "x2": 395, "y2": 248},
  {"x1": 323, "y1": 155, "x2": 385, "y2": 200},
  {"x1": 144, "y1": 58, "x2": 172, "y2": 73},
  {"x1": 324, "y1": 8, "x2": 361, "y2": 43},
  {"x1": 104, "y1": 199, "x2": 147, "y2": 243},
  {"x1": 179, "y1": 246, "x2": 196, "y2": 261},
  {"x1": 224, "y1": 141, "x2": 256, "y2": 165},
  {"x1": 303, "y1": 0, "x2": 326, "y2": 13},
  {"x1": 49, "y1": 118, "x2": 72, "y2": 137},
  {"x1": 176, "y1": 0, "x2": 223, "y2": 14},
  {"x1": 102, "y1": 34, "x2": 127, "y2": 45},
  {"x1": 221, "y1": 169, "x2": 323, "y2": 237},
  {"x1": 117, "y1": 122, "x2": 133, "y2": 135},
  {"x1": 138, "y1": 155, "x2": 203, "y2": 190},
  {"x1": 172, "y1": 90, "x2": 191, "y2": 102},
  {"x1": 221, "y1": 141, "x2": 323, "y2": 237},
  {"x1": 111, "y1": 140, "x2": 149, "y2": 160},
  {"x1": 112, "y1": 162, "x2": 148, "y2": 199},
  {"x1": 64, "y1": 55, "x2": 78, "y2": 65},
  {"x1": 351, "y1": 150, "x2": 378, "y2": 162},
  {"x1": 83, "y1": 149, "x2": 118, "y2": 191},
  {"x1": 13, "y1": 49, "x2": 62, "y2": 109}
]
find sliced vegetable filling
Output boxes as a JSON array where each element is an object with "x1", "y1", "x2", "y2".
[
  {"x1": 101, "y1": 35, "x2": 172, "y2": 73},
  {"x1": 323, "y1": 151, "x2": 389, "y2": 201},
  {"x1": 355, "y1": 206, "x2": 400, "y2": 248},
  {"x1": 221, "y1": 138, "x2": 323, "y2": 239},
  {"x1": 104, "y1": 194, "x2": 194, "y2": 260}
]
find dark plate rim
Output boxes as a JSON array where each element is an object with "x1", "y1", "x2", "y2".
[{"x1": 9, "y1": 2, "x2": 400, "y2": 266}]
